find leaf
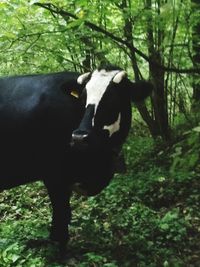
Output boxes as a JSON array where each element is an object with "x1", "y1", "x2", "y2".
[
  {"x1": 12, "y1": 254, "x2": 20, "y2": 263},
  {"x1": 160, "y1": 223, "x2": 169, "y2": 230},
  {"x1": 192, "y1": 126, "x2": 200, "y2": 132},
  {"x1": 3, "y1": 32, "x2": 16, "y2": 39},
  {"x1": 29, "y1": 0, "x2": 39, "y2": 4},
  {"x1": 188, "y1": 153, "x2": 199, "y2": 168},
  {"x1": 0, "y1": 2, "x2": 8, "y2": 8},
  {"x1": 67, "y1": 19, "x2": 84, "y2": 29}
]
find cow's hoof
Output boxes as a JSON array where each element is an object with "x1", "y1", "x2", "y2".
[
  {"x1": 58, "y1": 241, "x2": 68, "y2": 259},
  {"x1": 49, "y1": 234, "x2": 69, "y2": 260}
]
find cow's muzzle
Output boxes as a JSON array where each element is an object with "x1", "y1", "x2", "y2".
[{"x1": 71, "y1": 129, "x2": 89, "y2": 147}]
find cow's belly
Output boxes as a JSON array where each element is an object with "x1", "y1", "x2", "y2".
[
  {"x1": 0, "y1": 139, "x2": 74, "y2": 192},
  {"x1": 0, "y1": 149, "x2": 42, "y2": 191},
  {"x1": 0, "y1": 173, "x2": 38, "y2": 191}
]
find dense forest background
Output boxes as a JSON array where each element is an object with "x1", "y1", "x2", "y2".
[{"x1": 0, "y1": 0, "x2": 200, "y2": 266}]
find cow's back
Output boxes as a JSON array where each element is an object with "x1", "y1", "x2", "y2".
[
  {"x1": 0, "y1": 71, "x2": 82, "y2": 125},
  {"x1": 0, "y1": 72, "x2": 83, "y2": 190}
]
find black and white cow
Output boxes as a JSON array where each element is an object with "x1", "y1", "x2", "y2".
[{"x1": 0, "y1": 65, "x2": 152, "y2": 254}]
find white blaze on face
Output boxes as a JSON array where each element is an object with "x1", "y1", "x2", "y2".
[
  {"x1": 85, "y1": 69, "x2": 119, "y2": 113},
  {"x1": 78, "y1": 68, "x2": 123, "y2": 137}
]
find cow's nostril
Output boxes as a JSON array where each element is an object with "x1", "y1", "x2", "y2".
[
  {"x1": 72, "y1": 133, "x2": 88, "y2": 142},
  {"x1": 72, "y1": 130, "x2": 89, "y2": 143}
]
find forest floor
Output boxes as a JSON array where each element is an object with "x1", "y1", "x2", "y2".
[{"x1": 0, "y1": 126, "x2": 200, "y2": 267}]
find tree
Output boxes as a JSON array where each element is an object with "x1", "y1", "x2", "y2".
[
  {"x1": 191, "y1": 0, "x2": 200, "y2": 107},
  {"x1": 145, "y1": 0, "x2": 170, "y2": 140}
]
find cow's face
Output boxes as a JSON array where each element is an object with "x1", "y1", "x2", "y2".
[
  {"x1": 71, "y1": 68, "x2": 128, "y2": 148},
  {"x1": 70, "y1": 67, "x2": 152, "y2": 196},
  {"x1": 71, "y1": 67, "x2": 152, "y2": 149}
]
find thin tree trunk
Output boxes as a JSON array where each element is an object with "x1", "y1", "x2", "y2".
[
  {"x1": 120, "y1": 0, "x2": 158, "y2": 137},
  {"x1": 145, "y1": 0, "x2": 170, "y2": 140},
  {"x1": 191, "y1": 0, "x2": 200, "y2": 107}
]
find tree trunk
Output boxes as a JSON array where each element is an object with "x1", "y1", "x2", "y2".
[
  {"x1": 145, "y1": 0, "x2": 170, "y2": 140},
  {"x1": 191, "y1": 0, "x2": 200, "y2": 107},
  {"x1": 120, "y1": 0, "x2": 158, "y2": 137}
]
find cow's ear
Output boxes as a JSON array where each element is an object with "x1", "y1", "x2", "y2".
[
  {"x1": 70, "y1": 88, "x2": 80, "y2": 98},
  {"x1": 62, "y1": 79, "x2": 84, "y2": 98},
  {"x1": 77, "y1": 72, "x2": 91, "y2": 85},
  {"x1": 129, "y1": 81, "x2": 153, "y2": 102},
  {"x1": 67, "y1": 72, "x2": 91, "y2": 98}
]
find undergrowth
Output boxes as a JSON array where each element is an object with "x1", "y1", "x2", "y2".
[{"x1": 0, "y1": 124, "x2": 200, "y2": 266}]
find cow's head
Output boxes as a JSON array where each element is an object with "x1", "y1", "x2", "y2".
[{"x1": 71, "y1": 66, "x2": 152, "y2": 149}]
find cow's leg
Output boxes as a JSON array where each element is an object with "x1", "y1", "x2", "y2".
[{"x1": 44, "y1": 180, "x2": 71, "y2": 255}]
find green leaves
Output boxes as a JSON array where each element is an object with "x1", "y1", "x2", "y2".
[
  {"x1": 0, "y1": 1, "x2": 200, "y2": 266},
  {"x1": 159, "y1": 209, "x2": 188, "y2": 242},
  {"x1": 170, "y1": 128, "x2": 200, "y2": 174},
  {"x1": 0, "y1": 243, "x2": 22, "y2": 266}
]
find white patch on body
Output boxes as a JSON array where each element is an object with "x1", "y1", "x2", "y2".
[
  {"x1": 103, "y1": 113, "x2": 121, "y2": 137},
  {"x1": 85, "y1": 69, "x2": 119, "y2": 113}
]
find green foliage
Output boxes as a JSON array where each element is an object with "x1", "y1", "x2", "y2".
[
  {"x1": 170, "y1": 126, "x2": 200, "y2": 174},
  {"x1": 0, "y1": 0, "x2": 200, "y2": 266}
]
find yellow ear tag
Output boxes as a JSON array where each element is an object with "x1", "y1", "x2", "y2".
[{"x1": 70, "y1": 90, "x2": 79, "y2": 98}]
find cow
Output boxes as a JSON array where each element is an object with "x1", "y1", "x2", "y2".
[{"x1": 0, "y1": 65, "x2": 153, "y2": 255}]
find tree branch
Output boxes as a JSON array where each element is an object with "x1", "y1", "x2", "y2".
[{"x1": 35, "y1": 2, "x2": 200, "y2": 74}]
